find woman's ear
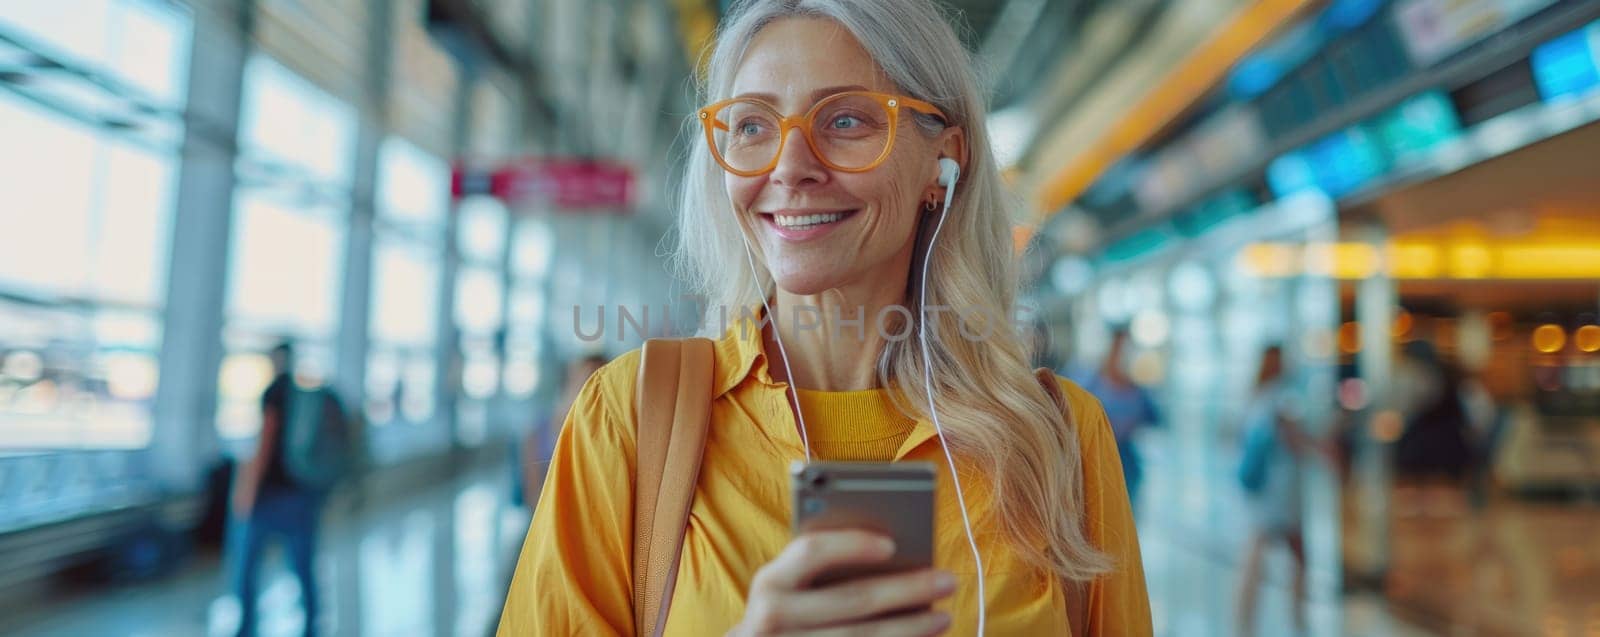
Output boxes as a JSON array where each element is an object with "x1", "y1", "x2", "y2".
[
  {"x1": 938, "y1": 126, "x2": 968, "y2": 182},
  {"x1": 924, "y1": 126, "x2": 968, "y2": 202}
]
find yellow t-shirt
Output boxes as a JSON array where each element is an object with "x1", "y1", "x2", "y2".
[{"x1": 497, "y1": 325, "x2": 1152, "y2": 635}]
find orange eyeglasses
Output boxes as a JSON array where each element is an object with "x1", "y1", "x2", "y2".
[{"x1": 697, "y1": 90, "x2": 949, "y2": 177}]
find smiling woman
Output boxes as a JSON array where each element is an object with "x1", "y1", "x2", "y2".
[{"x1": 497, "y1": 1, "x2": 1152, "y2": 635}]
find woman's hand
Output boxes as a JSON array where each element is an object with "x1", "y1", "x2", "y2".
[{"x1": 729, "y1": 530, "x2": 956, "y2": 637}]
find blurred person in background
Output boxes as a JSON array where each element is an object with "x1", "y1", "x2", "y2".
[
  {"x1": 497, "y1": 0, "x2": 1151, "y2": 633},
  {"x1": 1234, "y1": 345, "x2": 1330, "y2": 637},
  {"x1": 511, "y1": 352, "x2": 608, "y2": 508},
  {"x1": 229, "y1": 341, "x2": 352, "y2": 637},
  {"x1": 1392, "y1": 340, "x2": 1475, "y2": 515},
  {"x1": 1459, "y1": 366, "x2": 1501, "y2": 510},
  {"x1": 1076, "y1": 327, "x2": 1163, "y2": 508},
  {"x1": 229, "y1": 341, "x2": 319, "y2": 637}
]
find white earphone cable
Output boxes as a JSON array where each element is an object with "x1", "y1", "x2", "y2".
[
  {"x1": 918, "y1": 167, "x2": 986, "y2": 635},
  {"x1": 738, "y1": 235, "x2": 813, "y2": 462}
]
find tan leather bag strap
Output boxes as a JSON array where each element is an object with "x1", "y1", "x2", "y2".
[
  {"x1": 633, "y1": 338, "x2": 716, "y2": 637},
  {"x1": 1036, "y1": 367, "x2": 1091, "y2": 636}
]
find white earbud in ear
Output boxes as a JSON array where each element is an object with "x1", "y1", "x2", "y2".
[
  {"x1": 936, "y1": 158, "x2": 960, "y2": 212},
  {"x1": 937, "y1": 157, "x2": 960, "y2": 188}
]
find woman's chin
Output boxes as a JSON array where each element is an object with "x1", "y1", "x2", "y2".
[{"x1": 771, "y1": 268, "x2": 848, "y2": 297}]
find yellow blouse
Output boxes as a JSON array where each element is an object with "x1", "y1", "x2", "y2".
[{"x1": 497, "y1": 324, "x2": 1152, "y2": 635}]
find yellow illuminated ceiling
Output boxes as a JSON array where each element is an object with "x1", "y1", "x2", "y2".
[
  {"x1": 1023, "y1": 0, "x2": 1314, "y2": 224},
  {"x1": 1238, "y1": 216, "x2": 1600, "y2": 281}
]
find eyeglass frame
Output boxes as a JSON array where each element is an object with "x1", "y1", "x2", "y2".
[{"x1": 697, "y1": 90, "x2": 950, "y2": 177}]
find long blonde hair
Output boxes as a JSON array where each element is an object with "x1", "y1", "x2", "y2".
[{"x1": 669, "y1": 0, "x2": 1110, "y2": 582}]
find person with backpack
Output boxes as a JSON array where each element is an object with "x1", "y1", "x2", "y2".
[
  {"x1": 229, "y1": 340, "x2": 352, "y2": 637},
  {"x1": 1234, "y1": 345, "x2": 1329, "y2": 637},
  {"x1": 496, "y1": 1, "x2": 1151, "y2": 634}
]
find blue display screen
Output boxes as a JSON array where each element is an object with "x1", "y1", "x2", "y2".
[
  {"x1": 1531, "y1": 21, "x2": 1600, "y2": 102},
  {"x1": 1370, "y1": 91, "x2": 1461, "y2": 166},
  {"x1": 1305, "y1": 128, "x2": 1387, "y2": 198}
]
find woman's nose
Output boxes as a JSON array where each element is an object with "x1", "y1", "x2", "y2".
[{"x1": 768, "y1": 127, "x2": 827, "y2": 187}]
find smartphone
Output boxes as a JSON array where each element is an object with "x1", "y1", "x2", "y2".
[{"x1": 791, "y1": 461, "x2": 936, "y2": 588}]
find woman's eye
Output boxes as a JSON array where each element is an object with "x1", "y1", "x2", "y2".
[
  {"x1": 739, "y1": 122, "x2": 762, "y2": 135},
  {"x1": 831, "y1": 115, "x2": 861, "y2": 129}
]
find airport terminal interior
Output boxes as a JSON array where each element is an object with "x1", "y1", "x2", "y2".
[{"x1": 2, "y1": 0, "x2": 1599, "y2": 635}]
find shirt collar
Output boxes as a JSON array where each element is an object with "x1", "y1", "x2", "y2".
[
  {"x1": 710, "y1": 310, "x2": 775, "y2": 397},
  {"x1": 708, "y1": 313, "x2": 943, "y2": 458}
]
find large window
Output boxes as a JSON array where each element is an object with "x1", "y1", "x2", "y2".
[
  {"x1": 216, "y1": 54, "x2": 356, "y2": 442},
  {"x1": 1, "y1": 0, "x2": 191, "y2": 107},
  {"x1": 453, "y1": 198, "x2": 509, "y2": 446},
  {"x1": 0, "y1": 0, "x2": 189, "y2": 532},
  {"x1": 503, "y1": 219, "x2": 553, "y2": 400},
  {"x1": 0, "y1": 0, "x2": 188, "y2": 453},
  {"x1": 365, "y1": 137, "x2": 448, "y2": 434}
]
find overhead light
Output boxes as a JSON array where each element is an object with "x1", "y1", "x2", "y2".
[
  {"x1": 1305, "y1": 241, "x2": 1380, "y2": 278},
  {"x1": 1494, "y1": 244, "x2": 1600, "y2": 279},
  {"x1": 1167, "y1": 262, "x2": 1215, "y2": 311},
  {"x1": 1237, "y1": 243, "x2": 1298, "y2": 278},
  {"x1": 1237, "y1": 237, "x2": 1600, "y2": 280},
  {"x1": 1130, "y1": 310, "x2": 1170, "y2": 347},
  {"x1": 1532, "y1": 324, "x2": 1566, "y2": 353},
  {"x1": 1050, "y1": 257, "x2": 1094, "y2": 295},
  {"x1": 1097, "y1": 281, "x2": 1129, "y2": 322},
  {"x1": 1575, "y1": 325, "x2": 1600, "y2": 353},
  {"x1": 1448, "y1": 243, "x2": 1493, "y2": 278},
  {"x1": 1339, "y1": 322, "x2": 1361, "y2": 354},
  {"x1": 1388, "y1": 242, "x2": 1442, "y2": 279}
]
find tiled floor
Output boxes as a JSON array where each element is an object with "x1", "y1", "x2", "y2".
[
  {"x1": 15, "y1": 357, "x2": 1595, "y2": 637},
  {"x1": 1381, "y1": 490, "x2": 1600, "y2": 637},
  {"x1": 1133, "y1": 426, "x2": 1411, "y2": 637},
  {"x1": 7, "y1": 447, "x2": 1451, "y2": 637},
  {"x1": 7, "y1": 466, "x2": 533, "y2": 637}
]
